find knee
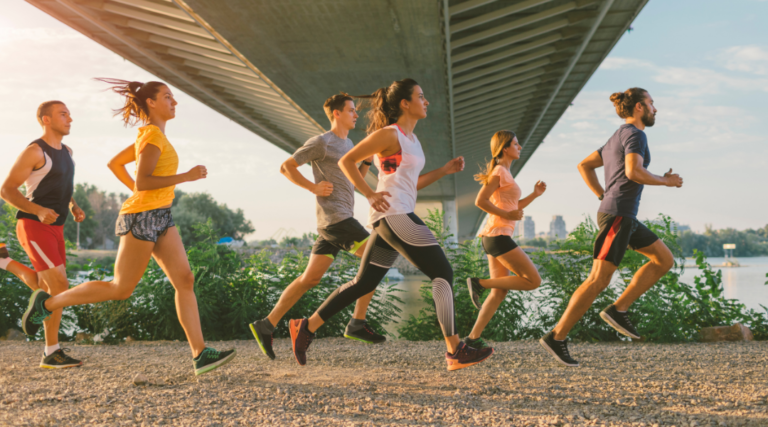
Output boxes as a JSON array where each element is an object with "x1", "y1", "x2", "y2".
[
  {"x1": 488, "y1": 288, "x2": 508, "y2": 303},
  {"x1": 656, "y1": 253, "x2": 674, "y2": 272},
  {"x1": 297, "y1": 274, "x2": 322, "y2": 290},
  {"x1": 173, "y1": 271, "x2": 196, "y2": 293},
  {"x1": 45, "y1": 275, "x2": 70, "y2": 295},
  {"x1": 584, "y1": 277, "x2": 610, "y2": 296},
  {"x1": 524, "y1": 273, "x2": 542, "y2": 290},
  {"x1": 113, "y1": 284, "x2": 135, "y2": 301}
]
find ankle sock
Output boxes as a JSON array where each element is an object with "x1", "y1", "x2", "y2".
[
  {"x1": 45, "y1": 344, "x2": 60, "y2": 357},
  {"x1": 347, "y1": 318, "x2": 366, "y2": 331},
  {"x1": 0, "y1": 257, "x2": 11, "y2": 270}
]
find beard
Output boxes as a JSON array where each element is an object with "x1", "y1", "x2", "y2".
[{"x1": 641, "y1": 105, "x2": 656, "y2": 127}]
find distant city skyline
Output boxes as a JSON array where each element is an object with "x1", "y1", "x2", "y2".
[{"x1": 1, "y1": 1, "x2": 766, "y2": 240}]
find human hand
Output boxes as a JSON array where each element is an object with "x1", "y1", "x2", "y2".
[
  {"x1": 505, "y1": 209, "x2": 524, "y2": 221},
  {"x1": 533, "y1": 180, "x2": 547, "y2": 197},
  {"x1": 443, "y1": 157, "x2": 465, "y2": 175},
  {"x1": 71, "y1": 205, "x2": 85, "y2": 223},
  {"x1": 663, "y1": 168, "x2": 683, "y2": 187},
  {"x1": 313, "y1": 181, "x2": 334, "y2": 197},
  {"x1": 185, "y1": 165, "x2": 208, "y2": 182},
  {"x1": 368, "y1": 191, "x2": 392, "y2": 213},
  {"x1": 36, "y1": 206, "x2": 59, "y2": 225}
]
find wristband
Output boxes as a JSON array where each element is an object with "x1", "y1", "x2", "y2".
[{"x1": 362, "y1": 160, "x2": 372, "y2": 166}]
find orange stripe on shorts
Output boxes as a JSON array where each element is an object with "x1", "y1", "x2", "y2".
[{"x1": 597, "y1": 216, "x2": 623, "y2": 260}]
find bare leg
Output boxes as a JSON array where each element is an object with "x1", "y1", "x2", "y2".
[
  {"x1": 151, "y1": 227, "x2": 205, "y2": 358},
  {"x1": 5, "y1": 260, "x2": 38, "y2": 290},
  {"x1": 469, "y1": 248, "x2": 542, "y2": 339},
  {"x1": 37, "y1": 265, "x2": 68, "y2": 348},
  {"x1": 44, "y1": 233, "x2": 154, "y2": 311},
  {"x1": 614, "y1": 240, "x2": 674, "y2": 311},
  {"x1": 477, "y1": 248, "x2": 542, "y2": 291},
  {"x1": 553, "y1": 260, "x2": 616, "y2": 340},
  {"x1": 267, "y1": 254, "x2": 334, "y2": 327}
]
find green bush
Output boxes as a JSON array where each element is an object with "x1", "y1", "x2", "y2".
[
  {"x1": 398, "y1": 211, "x2": 768, "y2": 342},
  {"x1": 68, "y1": 220, "x2": 403, "y2": 343},
  {"x1": 0, "y1": 203, "x2": 34, "y2": 336}
]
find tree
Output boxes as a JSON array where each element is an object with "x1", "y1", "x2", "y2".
[
  {"x1": 172, "y1": 192, "x2": 254, "y2": 245},
  {"x1": 63, "y1": 184, "x2": 128, "y2": 249},
  {"x1": 63, "y1": 184, "x2": 97, "y2": 247}
]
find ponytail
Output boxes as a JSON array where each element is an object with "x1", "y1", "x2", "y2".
[
  {"x1": 474, "y1": 130, "x2": 516, "y2": 185},
  {"x1": 355, "y1": 78, "x2": 419, "y2": 134},
  {"x1": 95, "y1": 78, "x2": 167, "y2": 126}
]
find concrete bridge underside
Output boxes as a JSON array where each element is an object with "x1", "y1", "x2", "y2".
[{"x1": 28, "y1": 0, "x2": 646, "y2": 240}]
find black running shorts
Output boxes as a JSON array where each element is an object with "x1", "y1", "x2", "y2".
[
  {"x1": 593, "y1": 212, "x2": 659, "y2": 267},
  {"x1": 312, "y1": 217, "x2": 370, "y2": 259},
  {"x1": 481, "y1": 235, "x2": 519, "y2": 258}
]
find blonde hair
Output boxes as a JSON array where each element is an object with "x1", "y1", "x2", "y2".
[{"x1": 474, "y1": 130, "x2": 517, "y2": 185}]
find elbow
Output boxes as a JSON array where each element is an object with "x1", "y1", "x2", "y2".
[
  {"x1": 625, "y1": 170, "x2": 638, "y2": 182},
  {"x1": 0, "y1": 186, "x2": 8, "y2": 202},
  {"x1": 135, "y1": 178, "x2": 148, "y2": 192}
]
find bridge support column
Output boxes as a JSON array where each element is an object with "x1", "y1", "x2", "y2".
[{"x1": 414, "y1": 199, "x2": 457, "y2": 243}]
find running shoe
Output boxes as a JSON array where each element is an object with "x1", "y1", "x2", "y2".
[
  {"x1": 463, "y1": 336, "x2": 490, "y2": 350},
  {"x1": 344, "y1": 321, "x2": 386, "y2": 344},
  {"x1": 40, "y1": 348, "x2": 82, "y2": 369},
  {"x1": 22, "y1": 289, "x2": 53, "y2": 336},
  {"x1": 445, "y1": 341, "x2": 494, "y2": 371},
  {"x1": 289, "y1": 318, "x2": 315, "y2": 366},
  {"x1": 539, "y1": 331, "x2": 579, "y2": 367},
  {"x1": 467, "y1": 277, "x2": 486, "y2": 310},
  {"x1": 600, "y1": 304, "x2": 641, "y2": 339},
  {"x1": 249, "y1": 319, "x2": 276, "y2": 360},
  {"x1": 193, "y1": 347, "x2": 237, "y2": 375}
]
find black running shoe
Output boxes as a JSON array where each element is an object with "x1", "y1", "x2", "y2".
[
  {"x1": 467, "y1": 277, "x2": 486, "y2": 310},
  {"x1": 344, "y1": 321, "x2": 386, "y2": 344},
  {"x1": 446, "y1": 341, "x2": 494, "y2": 371},
  {"x1": 289, "y1": 318, "x2": 315, "y2": 366},
  {"x1": 539, "y1": 331, "x2": 579, "y2": 367},
  {"x1": 40, "y1": 348, "x2": 82, "y2": 369},
  {"x1": 463, "y1": 336, "x2": 490, "y2": 350},
  {"x1": 193, "y1": 347, "x2": 237, "y2": 375},
  {"x1": 0, "y1": 242, "x2": 9, "y2": 259},
  {"x1": 600, "y1": 304, "x2": 641, "y2": 339},
  {"x1": 22, "y1": 289, "x2": 52, "y2": 336},
  {"x1": 249, "y1": 319, "x2": 276, "y2": 360}
]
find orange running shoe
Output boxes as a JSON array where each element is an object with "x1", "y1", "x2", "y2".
[
  {"x1": 446, "y1": 341, "x2": 494, "y2": 371},
  {"x1": 289, "y1": 319, "x2": 315, "y2": 366}
]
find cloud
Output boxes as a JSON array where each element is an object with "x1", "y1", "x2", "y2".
[
  {"x1": 599, "y1": 57, "x2": 653, "y2": 70},
  {"x1": 719, "y1": 45, "x2": 768, "y2": 75}
]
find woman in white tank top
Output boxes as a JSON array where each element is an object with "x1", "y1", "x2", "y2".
[{"x1": 290, "y1": 78, "x2": 494, "y2": 372}]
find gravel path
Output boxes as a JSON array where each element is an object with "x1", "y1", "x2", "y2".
[{"x1": 1, "y1": 339, "x2": 767, "y2": 426}]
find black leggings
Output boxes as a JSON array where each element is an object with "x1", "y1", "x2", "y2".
[{"x1": 317, "y1": 213, "x2": 456, "y2": 336}]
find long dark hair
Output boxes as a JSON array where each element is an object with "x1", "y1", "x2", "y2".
[
  {"x1": 96, "y1": 78, "x2": 167, "y2": 126},
  {"x1": 355, "y1": 78, "x2": 419, "y2": 134}
]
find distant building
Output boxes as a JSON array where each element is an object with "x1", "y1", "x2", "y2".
[
  {"x1": 549, "y1": 215, "x2": 567, "y2": 240},
  {"x1": 522, "y1": 216, "x2": 536, "y2": 241},
  {"x1": 512, "y1": 223, "x2": 520, "y2": 238}
]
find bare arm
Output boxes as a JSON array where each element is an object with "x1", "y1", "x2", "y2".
[
  {"x1": 107, "y1": 144, "x2": 138, "y2": 192},
  {"x1": 625, "y1": 153, "x2": 683, "y2": 187},
  {"x1": 518, "y1": 180, "x2": 547, "y2": 209},
  {"x1": 339, "y1": 128, "x2": 399, "y2": 212},
  {"x1": 475, "y1": 176, "x2": 523, "y2": 221},
  {"x1": 578, "y1": 151, "x2": 605, "y2": 198},
  {"x1": 417, "y1": 156, "x2": 465, "y2": 190},
  {"x1": 358, "y1": 156, "x2": 373, "y2": 177},
  {"x1": 280, "y1": 157, "x2": 332, "y2": 197},
  {"x1": 134, "y1": 144, "x2": 206, "y2": 192},
  {"x1": 0, "y1": 145, "x2": 59, "y2": 224}
]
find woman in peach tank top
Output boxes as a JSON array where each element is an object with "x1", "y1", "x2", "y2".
[{"x1": 463, "y1": 130, "x2": 547, "y2": 350}]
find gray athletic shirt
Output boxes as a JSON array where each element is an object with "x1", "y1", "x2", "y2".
[{"x1": 292, "y1": 131, "x2": 355, "y2": 228}]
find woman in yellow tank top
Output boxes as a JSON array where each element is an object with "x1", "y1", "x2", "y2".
[
  {"x1": 463, "y1": 130, "x2": 547, "y2": 350},
  {"x1": 22, "y1": 79, "x2": 235, "y2": 375}
]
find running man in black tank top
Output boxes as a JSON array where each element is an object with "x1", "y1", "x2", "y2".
[
  {"x1": 539, "y1": 88, "x2": 683, "y2": 367},
  {"x1": 1, "y1": 101, "x2": 86, "y2": 368}
]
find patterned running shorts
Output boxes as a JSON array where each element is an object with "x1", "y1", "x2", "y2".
[{"x1": 115, "y1": 208, "x2": 175, "y2": 243}]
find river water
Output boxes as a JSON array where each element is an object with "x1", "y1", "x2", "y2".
[{"x1": 384, "y1": 256, "x2": 768, "y2": 336}]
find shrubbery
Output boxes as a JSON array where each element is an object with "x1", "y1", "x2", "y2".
[{"x1": 398, "y1": 210, "x2": 768, "y2": 342}]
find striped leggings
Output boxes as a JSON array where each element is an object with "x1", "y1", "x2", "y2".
[{"x1": 317, "y1": 213, "x2": 456, "y2": 337}]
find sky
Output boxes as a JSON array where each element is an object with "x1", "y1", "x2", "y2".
[{"x1": 1, "y1": 0, "x2": 766, "y2": 240}]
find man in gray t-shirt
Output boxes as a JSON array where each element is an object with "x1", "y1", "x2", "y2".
[{"x1": 249, "y1": 94, "x2": 386, "y2": 360}]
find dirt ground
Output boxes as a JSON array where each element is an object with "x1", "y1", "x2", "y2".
[{"x1": 1, "y1": 338, "x2": 766, "y2": 426}]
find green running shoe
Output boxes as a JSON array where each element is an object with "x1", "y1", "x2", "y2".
[
  {"x1": 463, "y1": 336, "x2": 490, "y2": 350},
  {"x1": 249, "y1": 319, "x2": 276, "y2": 360},
  {"x1": 22, "y1": 289, "x2": 52, "y2": 336},
  {"x1": 344, "y1": 321, "x2": 386, "y2": 344},
  {"x1": 193, "y1": 347, "x2": 237, "y2": 375}
]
